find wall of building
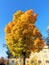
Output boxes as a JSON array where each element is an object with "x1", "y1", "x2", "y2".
[{"x1": 30, "y1": 46, "x2": 49, "y2": 65}]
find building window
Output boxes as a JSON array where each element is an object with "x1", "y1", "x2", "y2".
[
  {"x1": 37, "y1": 55, "x2": 41, "y2": 58},
  {"x1": 31, "y1": 61, "x2": 34, "y2": 63},
  {"x1": 38, "y1": 60, "x2": 41, "y2": 63},
  {"x1": 43, "y1": 50, "x2": 47, "y2": 53},
  {"x1": 26, "y1": 60, "x2": 29, "y2": 63},
  {"x1": 46, "y1": 60, "x2": 49, "y2": 63},
  {"x1": 44, "y1": 54, "x2": 47, "y2": 57}
]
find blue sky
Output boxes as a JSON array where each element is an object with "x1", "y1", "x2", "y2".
[{"x1": 0, "y1": 0, "x2": 49, "y2": 58}]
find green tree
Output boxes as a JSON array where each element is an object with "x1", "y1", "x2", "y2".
[{"x1": 4, "y1": 10, "x2": 44, "y2": 65}]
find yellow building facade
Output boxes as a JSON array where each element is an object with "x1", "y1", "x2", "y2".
[{"x1": 29, "y1": 46, "x2": 49, "y2": 65}]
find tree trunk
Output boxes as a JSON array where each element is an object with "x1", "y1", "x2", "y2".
[
  {"x1": 23, "y1": 55, "x2": 25, "y2": 65},
  {"x1": 23, "y1": 52, "x2": 26, "y2": 65}
]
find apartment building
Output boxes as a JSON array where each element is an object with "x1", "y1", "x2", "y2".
[{"x1": 30, "y1": 45, "x2": 49, "y2": 65}]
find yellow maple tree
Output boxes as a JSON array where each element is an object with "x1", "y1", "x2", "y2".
[{"x1": 4, "y1": 10, "x2": 44, "y2": 65}]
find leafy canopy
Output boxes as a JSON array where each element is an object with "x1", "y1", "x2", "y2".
[{"x1": 5, "y1": 10, "x2": 44, "y2": 58}]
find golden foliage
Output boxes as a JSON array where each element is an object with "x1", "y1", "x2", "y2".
[{"x1": 4, "y1": 10, "x2": 44, "y2": 57}]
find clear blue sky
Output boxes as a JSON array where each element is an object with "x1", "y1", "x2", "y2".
[{"x1": 0, "y1": 0, "x2": 49, "y2": 58}]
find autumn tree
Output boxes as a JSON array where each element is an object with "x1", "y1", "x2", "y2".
[{"x1": 4, "y1": 10, "x2": 44, "y2": 65}]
